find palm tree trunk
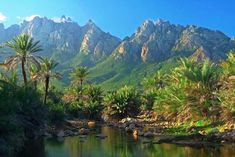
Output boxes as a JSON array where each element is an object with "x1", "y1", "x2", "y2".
[
  {"x1": 44, "y1": 76, "x2": 50, "y2": 105},
  {"x1": 21, "y1": 60, "x2": 27, "y2": 85}
]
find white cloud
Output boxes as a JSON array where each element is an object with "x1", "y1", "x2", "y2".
[
  {"x1": 51, "y1": 16, "x2": 72, "y2": 23},
  {"x1": 25, "y1": 15, "x2": 40, "y2": 21},
  {"x1": 0, "y1": 12, "x2": 7, "y2": 23},
  {"x1": 17, "y1": 14, "x2": 41, "y2": 22}
]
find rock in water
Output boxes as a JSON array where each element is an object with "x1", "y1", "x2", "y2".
[{"x1": 57, "y1": 130, "x2": 65, "y2": 137}]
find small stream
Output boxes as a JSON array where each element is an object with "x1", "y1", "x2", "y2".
[{"x1": 18, "y1": 126, "x2": 235, "y2": 157}]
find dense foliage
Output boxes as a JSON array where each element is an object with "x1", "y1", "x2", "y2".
[
  {"x1": 104, "y1": 86, "x2": 141, "y2": 118},
  {"x1": 0, "y1": 34, "x2": 234, "y2": 156}
]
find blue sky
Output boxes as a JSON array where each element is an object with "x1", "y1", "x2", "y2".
[{"x1": 0, "y1": 0, "x2": 234, "y2": 38}]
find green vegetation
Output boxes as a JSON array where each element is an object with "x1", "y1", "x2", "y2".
[
  {"x1": 0, "y1": 34, "x2": 234, "y2": 156},
  {"x1": 104, "y1": 86, "x2": 141, "y2": 118},
  {"x1": 34, "y1": 58, "x2": 61, "y2": 104},
  {"x1": 3, "y1": 34, "x2": 42, "y2": 85},
  {"x1": 70, "y1": 66, "x2": 89, "y2": 86}
]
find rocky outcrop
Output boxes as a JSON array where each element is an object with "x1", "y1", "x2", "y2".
[
  {"x1": 80, "y1": 20, "x2": 121, "y2": 61},
  {"x1": 114, "y1": 19, "x2": 235, "y2": 63},
  {"x1": 190, "y1": 46, "x2": 210, "y2": 61}
]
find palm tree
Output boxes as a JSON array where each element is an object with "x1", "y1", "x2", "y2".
[
  {"x1": 70, "y1": 66, "x2": 89, "y2": 86},
  {"x1": 180, "y1": 58, "x2": 219, "y2": 91},
  {"x1": 29, "y1": 64, "x2": 41, "y2": 89},
  {"x1": 35, "y1": 58, "x2": 60, "y2": 104},
  {"x1": 2, "y1": 34, "x2": 42, "y2": 85}
]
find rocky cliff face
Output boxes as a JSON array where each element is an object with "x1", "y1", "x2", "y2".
[
  {"x1": 114, "y1": 19, "x2": 235, "y2": 63},
  {"x1": 0, "y1": 16, "x2": 121, "y2": 66},
  {"x1": 0, "y1": 17, "x2": 234, "y2": 67}
]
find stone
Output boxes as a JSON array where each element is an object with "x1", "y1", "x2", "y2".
[
  {"x1": 66, "y1": 130, "x2": 74, "y2": 136},
  {"x1": 78, "y1": 128, "x2": 89, "y2": 135},
  {"x1": 57, "y1": 130, "x2": 65, "y2": 137},
  {"x1": 144, "y1": 131, "x2": 154, "y2": 138},
  {"x1": 87, "y1": 121, "x2": 96, "y2": 128},
  {"x1": 128, "y1": 123, "x2": 136, "y2": 130},
  {"x1": 125, "y1": 127, "x2": 132, "y2": 133}
]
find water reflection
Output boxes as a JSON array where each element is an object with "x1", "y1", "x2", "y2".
[{"x1": 19, "y1": 126, "x2": 235, "y2": 157}]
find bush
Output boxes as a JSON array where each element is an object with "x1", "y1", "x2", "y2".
[
  {"x1": 153, "y1": 83, "x2": 187, "y2": 113},
  {"x1": 63, "y1": 85, "x2": 103, "y2": 119},
  {"x1": 104, "y1": 86, "x2": 141, "y2": 118},
  {"x1": 84, "y1": 100, "x2": 102, "y2": 119},
  {"x1": 66, "y1": 101, "x2": 83, "y2": 117},
  {"x1": 84, "y1": 85, "x2": 103, "y2": 103},
  {"x1": 0, "y1": 83, "x2": 45, "y2": 156},
  {"x1": 48, "y1": 103, "x2": 65, "y2": 123},
  {"x1": 142, "y1": 91, "x2": 157, "y2": 110}
]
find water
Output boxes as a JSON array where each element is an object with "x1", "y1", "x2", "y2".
[{"x1": 19, "y1": 126, "x2": 235, "y2": 157}]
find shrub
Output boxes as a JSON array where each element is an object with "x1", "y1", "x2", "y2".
[
  {"x1": 104, "y1": 86, "x2": 141, "y2": 118},
  {"x1": 84, "y1": 85, "x2": 103, "y2": 103},
  {"x1": 84, "y1": 100, "x2": 102, "y2": 119},
  {"x1": 142, "y1": 91, "x2": 157, "y2": 110},
  {"x1": 0, "y1": 82, "x2": 45, "y2": 156},
  {"x1": 62, "y1": 86, "x2": 84, "y2": 103},
  {"x1": 48, "y1": 103, "x2": 65, "y2": 123},
  {"x1": 66, "y1": 101, "x2": 83, "y2": 117},
  {"x1": 153, "y1": 83, "x2": 186, "y2": 113}
]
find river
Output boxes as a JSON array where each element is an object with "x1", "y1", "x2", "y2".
[{"x1": 18, "y1": 126, "x2": 235, "y2": 157}]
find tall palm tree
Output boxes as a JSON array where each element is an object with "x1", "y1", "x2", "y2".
[
  {"x1": 35, "y1": 58, "x2": 60, "y2": 104},
  {"x1": 2, "y1": 34, "x2": 42, "y2": 85},
  {"x1": 70, "y1": 66, "x2": 89, "y2": 86}
]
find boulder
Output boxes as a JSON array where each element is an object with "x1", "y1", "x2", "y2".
[
  {"x1": 128, "y1": 123, "x2": 136, "y2": 130},
  {"x1": 57, "y1": 130, "x2": 65, "y2": 137},
  {"x1": 78, "y1": 128, "x2": 89, "y2": 135},
  {"x1": 144, "y1": 131, "x2": 154, "y2": 138}
]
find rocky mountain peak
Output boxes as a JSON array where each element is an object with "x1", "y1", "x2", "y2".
[
  {"x1": 114, "y1": 19, "x2": 235, "y2": 63},
  {"x1": 86, "y1": 19, "x2": 96, "y2": 27},
  {"x1": 83, "y1": 19, "x2": 101, "y2": 32},
  {"x1": 155, "y1": 18, "x2": 170, "y2": 26},
  {"x1": 58, "y1": 15, "x2": 72, "y2": 23},
  {"x1": 156, "y1": 18, "x2": 164, "y2": 25},
  {"x1": 143, "y1": 20, "x2": 155, "y2": 27},
  {"x1": 133, "y1": 20, "x2": 155, "y2": 43},
  {"x1": 0, "y1": 16, "x2": 121, "y2": 66}
]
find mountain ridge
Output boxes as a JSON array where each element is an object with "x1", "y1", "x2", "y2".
[{"x1": 0, "y1": 16, "x2": 234, "y2": 89}]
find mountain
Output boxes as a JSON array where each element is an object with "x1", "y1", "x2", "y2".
[
  {"x1": 89, "y1": 19, "x2": 235, "y2": 89},
  {"x1": 113, "y1": 19, "x2": 234, "y2": 63},
  {"x1": 0, "y1": 17, "x2": 234, "y2": 89},
  {"x1": 0, "y1": 16, "x2": 121, "y2": 67}
]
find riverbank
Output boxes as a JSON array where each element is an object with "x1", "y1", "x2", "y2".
[{"x1": 42, "y1": 115, "x2": 235, "y2": 147}]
